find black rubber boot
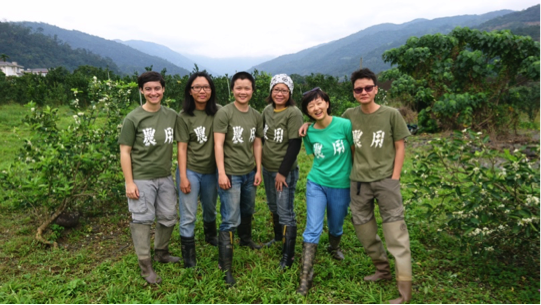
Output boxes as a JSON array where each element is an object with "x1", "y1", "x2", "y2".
[
  {"x1": 203, "y1": 220, "x2": 218, "y2": 246},
  {"x1": 327, "y1": 234, "x2": 345, "y2": 260},
  {"x1": 180, "y1": 235, "x2": 197, "y2": 268},
  {"x1": 218, "y1": 231, "x2": 236, "y2": 286},
  {"x1": 264, "y1": 212, "x2": 283, "y2": 247},
  {"x1": 238, "y1": 215, "x2": 262, "y2": 250},
  {"x1": 279, "y1": 225, "x2": 297, "y2": 269},
  {"x1": 297, "y1": 242, "x2": 317, "y2": 296}
]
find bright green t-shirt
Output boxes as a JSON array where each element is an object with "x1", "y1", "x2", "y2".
[
  {"x1": 175, "y1": 105, "x2": 222, "y2": 174},
  {"x1": 213, "y1": 103, "x2": 264, "y2": 176},
  {"x1": 342, "y1": 105, "x2": 410, "y2": 182},
  {"x1": 303, "y1": 116, "x2": 353, "y2": 188},
  {"x1": 118, "y1": 106, "x2": 177, "y2": 180},
  {"x1": 261, "y1": 105, "x2": 304, "y2": 172}
]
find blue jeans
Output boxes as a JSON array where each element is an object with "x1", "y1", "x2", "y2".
[
  {"x1": 176, "y1": 168, "x2": 217, "y2": 237},
  {"x1": 263, "y1": 167, "x2": 299, "y2": 227},
  {"x1": 217, "y1": 170, "x2": 257, "y2": 232},
  {"x1": 303, "y1": 180, "x2": 350, "y2": 244}
]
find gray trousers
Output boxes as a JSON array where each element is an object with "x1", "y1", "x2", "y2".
[
  {"x1": 128, "y1": 176, "x2": 178, "y2": 227},
  {"x1": 350, "y1": 178, "x2": 405, "y2": 225}
]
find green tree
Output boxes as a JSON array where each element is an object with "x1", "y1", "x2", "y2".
[
  {"x1": 1, "y1": 78, "x2": 135, "y2": 246},
  {"x1": 511, "y1": 83, "x2": 541, "y2": 123},
  {"x1": 381, "y1": 27, "x2": 540, "y2": 133}
]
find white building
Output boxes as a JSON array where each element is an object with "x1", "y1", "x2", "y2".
[
  {"x1": 0, "y1": 61, "x2": 24, "y2": 76},
  {"x1": 0, "y1": 62, "x2": 48, "y2": 76}
]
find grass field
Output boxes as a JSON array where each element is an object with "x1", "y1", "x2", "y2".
[{"x1": 0, "y1": 103, "x2": 539, "y2": 303}]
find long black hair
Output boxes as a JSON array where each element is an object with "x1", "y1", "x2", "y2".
[{"x1": 183, "y1": 71, "x2": 218, "y2": 116}]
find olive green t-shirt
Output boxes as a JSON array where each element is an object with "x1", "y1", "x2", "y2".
[
  {"x1": 118, "y1": 106, "x2": 177, "y2": 180},
  {"x1": 342, "y1": 105, "x2": 410, "y2": 182},
  {"x1": 213, "y1": 103, "x2": 264, "y2": 175},
  {"x1": 175, "y1": 105, "x2": 222, "y2": 174},
  {"x1": 303, "y1": 116, "x2": 353, "y2": 189},
  {"x1": 261, "y1": 105, "x2": 304, "y2": 172}
]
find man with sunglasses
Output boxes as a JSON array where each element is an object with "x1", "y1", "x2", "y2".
[{"x1": 344, "y1": 68, "x2": 412, "y2": 304}]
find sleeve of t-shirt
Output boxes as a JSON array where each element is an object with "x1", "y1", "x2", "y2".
[
  {"x1": 287, "y1": 108, "x2": 304, "y2": 140},
  {"x1": 255, "y1": 111, "x2": 264, "y2": 138},
  {"x1": 341, "y1": 108, "x2": 352, "y2": 120},
  {"x1": 118, "y1": 117, "x2": 136, "y2": 146},
  {"x1": 213, "y1": 108, "x2": 229, "y2": 134},
  {"x1": 391, "y1": 109, "x2": 411, "y2": 141},
  {"x1": 344, "y1": 119, "x2": 354, "y2": 146},
  {"x1": 175, "y1": 113, "x2": 190, "y2": 143},
  {"x1": 303, "y1": 132, "x2": 314, "y2": 156}
]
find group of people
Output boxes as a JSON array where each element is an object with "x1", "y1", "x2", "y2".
[{"x1": 118, "y1": 68, "x2": 413, "y2": 303}]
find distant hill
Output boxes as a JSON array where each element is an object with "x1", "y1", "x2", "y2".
[
  {"x1": 476, "y1": 4, "x2": 540, "y2": 41},
  {"x1": 251, "y1": 10, "x2": 514, "y2": 77},
  {"x1": 115, "y1": 39, "x2": 208, "y2": 73},
  {"x1": 17, "y1": 22, "x2": 190, "y2": 76},
  {"x1": 184, "y1": 54, "x2": 276, "y2": 76},
  {"x1": 115, "y1": 40, "x2": 273, "y2": 76},
  {"x1": 0, "y1": 22, "x2": 119, "y2": 72}
]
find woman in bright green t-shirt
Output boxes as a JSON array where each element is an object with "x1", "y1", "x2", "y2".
[{"x1": 296, "y1": 88, "x2": 354, "y2": 296}]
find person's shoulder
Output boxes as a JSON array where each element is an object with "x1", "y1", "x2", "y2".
[
  {"x1": 342, "y1": 106, "x2": 360, "y2": 117},
  {"x1": 289, "y1": 105, "x2": 303, "y2": 115},
  {"x1": 161, "y1": 106, "x2": 178, "y2": 115},
  {"x1": 379, "y1": 105, "x2": 400, "y2": 114},
  {"x1": 124, "y1": 106, "x2": 143, "y2": 120},
  {"x1": 216, "y1": 103, "x2": 232, "y2": 114},
  {"x1": 333, "y1": 116, "x2": 351, "y2": 125},
  {"x1": 249, "y1": 106, "x2": 262, "y2": 117}
]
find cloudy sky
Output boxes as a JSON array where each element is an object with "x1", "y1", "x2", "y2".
[{"x1": 2, "y1": 0, "x2": 539, "y2": 59}]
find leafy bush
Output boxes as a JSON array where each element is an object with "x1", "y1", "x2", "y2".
[
  {"x1": 407, "y1": 129, "x2": 540, "y2": 259},
  {"x1": 381, "y1": 27, "x2": 540, "y2": 133},
  {"x1": 0, "y1": 77, "x2": 134, "y2": 245}
]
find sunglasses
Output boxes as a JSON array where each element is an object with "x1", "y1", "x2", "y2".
[
  {"x1": 353, "y1": 85, "x2": 376, "y2": 94},
  {"x1": 302, "y1": 87, "x2": 321, "y2": 96}
]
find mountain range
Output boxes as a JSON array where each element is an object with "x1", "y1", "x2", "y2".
[{"x1": 11, "y1": 5, "x2": 540, "y2": 77}]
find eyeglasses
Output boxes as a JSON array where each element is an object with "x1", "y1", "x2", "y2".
[
  {"x1": 191, "y1": 85, "x2": 211, "y2": 92},
  {"x1": 272, "y1": 88, "x2": 289, "y2": 95},
  {"x1": 302, "y1": 87, "x2": 321, "y2": 96},
  {"x1": 353, "y1": 85, "x2": 376, "y2": 94}
]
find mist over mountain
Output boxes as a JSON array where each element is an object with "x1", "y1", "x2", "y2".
[
  {"x1": 9, "y1": 5, "x2": 538, "y2": 78},
  {"x1": 18, "y1": 22, "x2": 190, "y2": 76},
  {"x1": 250, "y1": 9, "x2": 515, "y2": 77},
  {"x1": 183, "y1": 54, "x2": 276, "y2": 76},
  {"x1": 116, "y1": 40, "x2": 274, "y2": 76}
]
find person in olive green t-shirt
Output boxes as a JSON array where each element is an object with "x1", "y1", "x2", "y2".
[
  {"x1": 213, "y1": 71, "x2": 264, "y2": 287},
  {"x1": 296, "y1": 88, "x2": 354, "y2": 297},
  {"x1": 118, "y1": 72, "x2": 179, "y2": 285},
  {"x1": 174, "y1": 71, "x2": 221, "y2": 269},
  {"x1": 261, "y1": 74, "x2": 303, "y2": 269},
  {"x1": 346, "y1": 68, "x2": 412, "y2": 304}
]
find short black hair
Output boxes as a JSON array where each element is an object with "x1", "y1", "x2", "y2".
[
  {"x1": 230, "y1": 71, "x2": 255, "y2": 91},
  {"x1": 265, "y1": 83, "x2": 295, "y2": 108},
  {"x1": 138, "y1": 71, "x2": 165, "y2": 89},
  {"x1": 183, "y1": 71, "x2": 218, "y2": 116},
  {"x1": 301, "y1": 88, "x2": 331, "y2": 120},
  {"x1": 350, "y1": 68, "x2": 377, "y2": 86}
]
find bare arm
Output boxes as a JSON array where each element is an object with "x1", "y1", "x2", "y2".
[
  {"x1": 177, "y1": 142, "x2": 190, "y2": 194},
  {"x1": 392, "y1": 139, "x2": 405, "y2": 180},
  {"x1": 298, "y1": 122, "x2": 312, "y2": 137},
  {"x1": 120, "y1": 144, "x2": 139, "y2": 199},
  {"x1": 253, "y1": 137, "x2": 262, "y2": 186},
  {"x1": 214, "y1": 132, "x2": 231, "y2": 190}
]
